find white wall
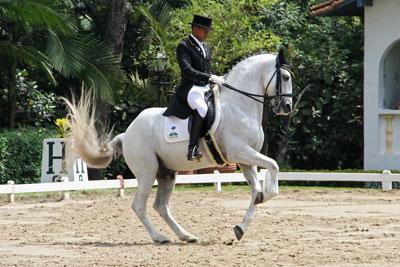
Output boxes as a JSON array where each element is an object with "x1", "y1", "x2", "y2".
[{"x1": 364, "y1": 0, "x2": 400, "y2": 170}]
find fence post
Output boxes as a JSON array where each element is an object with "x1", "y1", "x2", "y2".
[
  {"x1": 381, "y1": 170, "x2": 392, "y2": 191},
  {"x1": 213, "y1": 170, "x2": 221, "y2": 192},
  {"x1": 117, "y1": 175, "x2": 125, "y2": 197},
  {"x1": 7, "y1": 180, "x2": 15, "y2": 203},
  {"x1": 60, "y1": 177, "x2": 70, "y2": 200}
]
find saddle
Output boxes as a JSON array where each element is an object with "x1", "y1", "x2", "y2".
[{"x1": 164, "y1": 85, "x2": 229, "y2": 166}]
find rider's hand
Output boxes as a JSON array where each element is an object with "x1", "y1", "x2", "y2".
[{"x1": 209, "y1": 75, "x2": 225, "y2": 87}]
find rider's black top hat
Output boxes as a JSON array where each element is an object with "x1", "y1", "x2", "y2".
[{"x1": 190, "y1": 15, "x2": 212, "y2": 30}]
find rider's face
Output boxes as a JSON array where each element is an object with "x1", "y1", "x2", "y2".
[{"x1": 192, "y1": 26, "x2": 210, "y2": 42}]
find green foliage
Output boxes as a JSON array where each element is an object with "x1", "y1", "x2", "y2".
[
  {"x1": 166, "y1": 0, "x2": 281, "y2": 77},
  {"x1": 0, "y1": 127, "x2": 56, "y2": 184},
  {"x1": 0, "y1": 137, "x2": 9, "y2": 180},
  {"x1": 111, "y1": 72, "x2": 157, "y2": 132},
  {"x1": 45, "y1": 31, "x2": 124, "y2": 100},
  {"x1": 261, "y1": 1, "x2": 364, "y2": 169},
  {"x1": 15, "y1": 70, "x2": 58, "y2": 126},
  {"x1": 0, "y1": 0, "x2": 126, "y2": 128}
]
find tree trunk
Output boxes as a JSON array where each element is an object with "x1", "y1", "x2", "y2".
[
  {"x1": 88, "y1": 1, "x2": 129, "y2": 180},
  {"x1": 7, "y1": 57, "x2": 17, "y2": 128},
  {"x1": 104, "y1": 0, "x2": 130, "y2": 63}
]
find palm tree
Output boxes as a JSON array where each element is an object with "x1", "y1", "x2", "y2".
[{"x1": 0, "y1": 0, "x2": 124, "y2": 127}]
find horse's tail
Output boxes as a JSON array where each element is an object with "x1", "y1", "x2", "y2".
[
  {"x1": 110, "y1": 133, "x2": 124, "y2": 159},
  {"x1": 62, "y1": 91, "x2": 122, "y2": 169}
]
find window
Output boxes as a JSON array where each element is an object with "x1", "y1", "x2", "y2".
[{"x1": 382, "y1": 41, "x2": 400, "y2": 109}]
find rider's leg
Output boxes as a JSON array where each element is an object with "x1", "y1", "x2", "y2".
[
  {"x1": 187, "y1": 86, "x2": 208, "y2": 161},
  {"x1": 187, "y1": 86, "x2": 208, "y2": 117},
  {"x1": 187, "y1": 109, "x2": 205, "y2": 160}
]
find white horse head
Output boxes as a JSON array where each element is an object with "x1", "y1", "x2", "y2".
[
  {"x1": 264, "y1": 48, "x2": 293, "y2": 115},
  {"x1": 64, "y1": 50, "x2": 294, "y2": 243}
]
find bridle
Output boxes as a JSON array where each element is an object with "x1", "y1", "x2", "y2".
[{"x1": 221, "y1": 55, "x2": 294, "y2": 107}]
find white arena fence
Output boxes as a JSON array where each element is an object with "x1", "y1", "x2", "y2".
[{"x1": 1, "y1": 170, "x2": 400, "y2": 203}]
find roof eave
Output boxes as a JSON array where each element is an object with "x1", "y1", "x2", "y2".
[{"x1": 310, "y1": 0, "x2": 370, "y2": 17}]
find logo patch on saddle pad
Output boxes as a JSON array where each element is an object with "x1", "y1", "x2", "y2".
[
  {"x1": 169, "y1": 126, "x2": 178, "y2": 138},
  {"x1": 164, "y1": 116, "x2": 190, "y2": 143}
]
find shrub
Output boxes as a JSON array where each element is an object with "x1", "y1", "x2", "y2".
[
  {"x1": 0, "y1": 137, "x2": 9, "y2": 180},
  {"x1": 0, "y1": 127, "x2": 56, "y2": 184}
]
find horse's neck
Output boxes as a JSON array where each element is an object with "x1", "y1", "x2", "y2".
[{"x1": 219, "y1": 56, "x2": 271, "y2": 123}]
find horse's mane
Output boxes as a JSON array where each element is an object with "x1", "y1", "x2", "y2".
[{"x1": 224, "y1": 51, "x2": 276, "y2": 77}]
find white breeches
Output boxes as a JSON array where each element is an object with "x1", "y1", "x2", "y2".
[{"x1": 187, "y1": 85, "x2": 209, "y2": 118}]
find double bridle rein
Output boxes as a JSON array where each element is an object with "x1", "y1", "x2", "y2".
[{"x1": 221, "y1": 57, "x2": 294, "y2": 106}]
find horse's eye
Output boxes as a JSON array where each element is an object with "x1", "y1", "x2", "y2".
[{"x1": 282, "y1": 74, "x2": 290, "y2": 81}]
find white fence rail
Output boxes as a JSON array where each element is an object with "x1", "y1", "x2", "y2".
[{"x1": 1, "y1": 170, "x2": 400, "y2": 203}]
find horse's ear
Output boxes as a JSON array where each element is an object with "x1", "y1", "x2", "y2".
[{"x1": 277, "y1": 48, "x2": 288, "y2": 66}]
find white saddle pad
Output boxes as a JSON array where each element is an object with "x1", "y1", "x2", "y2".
[
  {"x1": 164, "y1": 116, "x2": 190, "y2": 143},
  {"x1": 164, "y1": 86, "x2": 221, "y2": 143}
]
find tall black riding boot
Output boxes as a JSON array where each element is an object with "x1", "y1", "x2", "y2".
[{"x1": 187, "y1": 110, "x2": 205, "y2": 161}]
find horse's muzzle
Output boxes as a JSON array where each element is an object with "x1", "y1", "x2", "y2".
[
  {"x1": 284, "y1": 102, "x2": 292, "y2": 113},
  {"x1": 273, "y1": 99, "x2": 292, "y2": 115}
]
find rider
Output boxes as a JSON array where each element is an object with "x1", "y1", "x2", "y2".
[{"x1": 163, "y1": 15, "x2": 224, "y2": 161}]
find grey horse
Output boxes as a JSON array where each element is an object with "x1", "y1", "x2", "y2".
[{"x1": 64, "y1": 51, "x2": 293, "y2": 244}]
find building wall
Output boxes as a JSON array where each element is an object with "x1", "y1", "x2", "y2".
[{"x1": 364, "y1": 0, "x2": 400, "y2": 170}]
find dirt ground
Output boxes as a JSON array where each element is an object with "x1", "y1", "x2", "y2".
[{"x1": 1, "y1": 187, "x2": 400, "y2": 267}]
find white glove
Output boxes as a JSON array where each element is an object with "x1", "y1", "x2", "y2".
[{"x1": 209, "y1": 75, "x2": 225, "y2": 87}]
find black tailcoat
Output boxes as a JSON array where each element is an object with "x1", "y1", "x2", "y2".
[{"x1": 163, "y1": 35, "x2": 212, "y2": 119}]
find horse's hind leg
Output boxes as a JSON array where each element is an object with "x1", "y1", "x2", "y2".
[
  {"x1": 154, "y1": 171, "x2": 199, "y2": 243},
  {"x1": 128, "y1": 158, "x2": 171, "y2": 244},
  {"x1": 234, "y1": 164, "x2": 263, "y2": 241}
]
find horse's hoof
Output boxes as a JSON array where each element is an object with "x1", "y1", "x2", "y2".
[
  {"x1": 158, "y1": 239, "x2": 171, "y2": 245},
  {"x1": 233, "y1": 225, "x2": 244, "y2": 241},
  {"x1": 154, "y1": 235, "x2": 171, "y2": 244},
  {"x1": 187, "y1": 237, "x2": 199, "y2": 243},
  {"x1": 181, "y1": 234, "x2": 199, "y2": 243},
  {"x1": 264, "y1": 191, "x2": 278, "y2": 201},
  {"x1": 254, "y1": 191, "x2": 264, "y2": 205}
]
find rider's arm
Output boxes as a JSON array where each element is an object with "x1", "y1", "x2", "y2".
[{"x1": 177, "y1": 43, "x2": 211, "y2": 83}]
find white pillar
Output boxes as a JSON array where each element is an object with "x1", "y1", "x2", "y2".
[
  {"x1": 60, "y1": 176, "x2": 70, "y2": 200},
  {"x1": 7, "y1": 180, "x2": 15, "y2": 203},
  {"x1": 381, "y1": 170, "x2": 393, "y2": 191},
  {"x1": 213, "y1": 170, "x2": 221, "y2": 192}
]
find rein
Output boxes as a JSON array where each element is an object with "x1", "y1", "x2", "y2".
[{"x1": 221, "y1": 63, "x2": 293, "y2": 105}]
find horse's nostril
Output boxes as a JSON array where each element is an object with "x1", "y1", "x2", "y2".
[{"x1": 285, "y1": 103, "x2": 292, "y2": 112}]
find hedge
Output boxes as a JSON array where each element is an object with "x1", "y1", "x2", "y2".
[
  {"x1": 0, "y1": 127, "x2": 132, "y2": 184},
  {"x1": 0, "y1": 127, "x2": 56, "y2": 184}
]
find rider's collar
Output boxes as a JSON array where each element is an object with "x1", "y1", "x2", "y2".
[{"x1": 190, "y1": 34, "x2": 204, "y2": 46}]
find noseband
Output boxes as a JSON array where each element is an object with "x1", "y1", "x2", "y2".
[{"x1": 222, "y1": 57, "x2": 293, "y2": 106}]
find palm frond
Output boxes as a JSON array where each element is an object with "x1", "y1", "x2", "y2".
[
  {"x1": 46, "y1": 30, "x2": 85, "y2": 77},
  {"x1": 135, "y1": 2, "x2": 172, "y2": 48},
  {"x1": 0, "y1": 0, "x2": 77, "y2": 34},
  {"x1": 46, "y1": 32, "x2": 125, "y2": 100},
  {"x1": 0, "y1": 41, "x2": 56, "y2": 84}
]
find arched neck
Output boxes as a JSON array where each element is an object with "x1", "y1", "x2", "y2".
[{"x1": 219, "y1": 55, "x2": 274, "y2": 123}]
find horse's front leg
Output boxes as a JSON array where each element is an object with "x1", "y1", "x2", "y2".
[
  {"x1": 233, "y1": 146, "x2": 279, "y2": 201},
  {"x1": 234, "y1": 164, "x2": 263, "y2": 241},
  {"x1": 262, "y1": 167, "x2": 279, "y2": 201}
]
